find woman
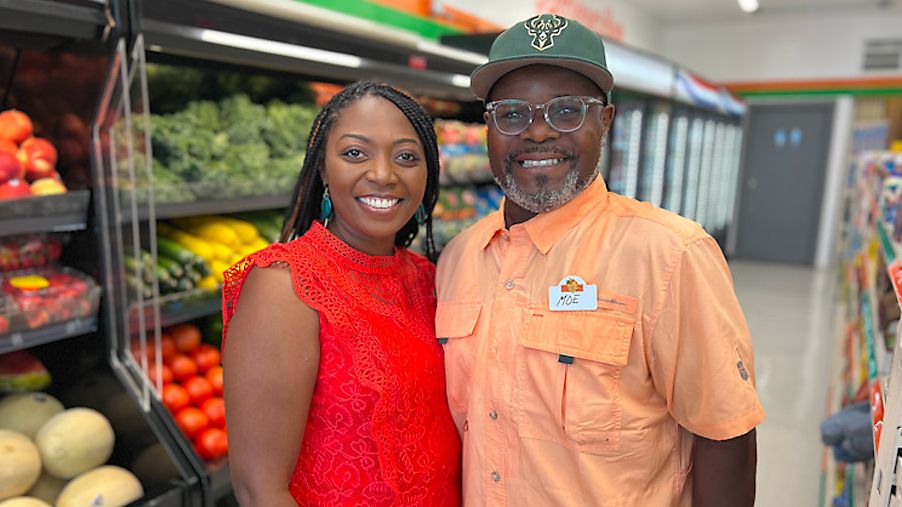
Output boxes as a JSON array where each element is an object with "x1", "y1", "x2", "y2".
[{"x1": 222, "y1": 81, "x2": 460, "y2": 506}]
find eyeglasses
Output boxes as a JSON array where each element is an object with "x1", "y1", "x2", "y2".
[{"x1": 485, "y1": 95, "x2": 608, "y2": 136}]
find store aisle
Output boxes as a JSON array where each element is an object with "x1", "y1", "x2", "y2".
[{"x1": 729, "y1": 260, "x2": 835, "y2": 507}]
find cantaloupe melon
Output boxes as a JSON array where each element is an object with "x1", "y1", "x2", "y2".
[
  {"x1": 55, "y1": 466, "x2": 143, "y2": 507},
  {"x1": 34, "y1": 408, "x2": 114, "y2": 479},
  {"x1": 0, "y1": 430, "x2": 41, "y2": 501},
  {"x1": 24, "y1": 473, "x2": 64, "y2": 505},
  {"x1": 0, "y1": 497, "x2": 51, "y2": 507},
  {"x1": 0, "y1": 393, "x2": 64, "y2": 439}
]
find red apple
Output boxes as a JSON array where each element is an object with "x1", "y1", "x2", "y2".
[
  {"x1": 0, "y1": 179, "x2": 32, "y2": 200},
  {"x1": 19, "y1": 137, "x2": 57, "y2": 181},
  {"x1": 0, "y1": 138, "x2": 16, "y2": 156},
  {"x1": 0, "y1": 152, "x2": 23, "y2": 184},
  {"x1": 0, "y1": 110, "x2": 33, "y2": 144}
]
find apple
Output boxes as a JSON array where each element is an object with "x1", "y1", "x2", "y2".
[
  {"x1": 0, "y1": 178, "x2": 32, "y2": 200},
  {"x1": 19, "y1": 137, "x2": 57, "y2": 181},
  {"x1": 0, "y1": 110, "x2": 33, "y2": 144},
  {"x1": 0, "y1": 138, "x2": 16, "y2": 156},
  {"x1": 0, "y1": 152, "x2": 23, "y2": 184},
  {"x1": 30, "y1": 177, "x2": 66, "y2": 196}
]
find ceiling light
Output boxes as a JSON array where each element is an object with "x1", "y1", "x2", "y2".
[{"x1": 737, "y1": 0, "x2": 759, "y2": 13}]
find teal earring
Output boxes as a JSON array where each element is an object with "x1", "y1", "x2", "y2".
[
  {"x1": 320, "y1": 186, "x2": 333, "y2": 227},
  {"x1": 415, "y1": 203, "x2": 428, "y2": 226}
]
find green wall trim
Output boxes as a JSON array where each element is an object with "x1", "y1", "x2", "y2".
[{"x1": 293, "y1": 0, "x2": 463, "y2": 40}]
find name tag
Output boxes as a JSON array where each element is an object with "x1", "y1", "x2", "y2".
[{"x1": 548, "y1": 276, "x2": 598, "y2": 311}]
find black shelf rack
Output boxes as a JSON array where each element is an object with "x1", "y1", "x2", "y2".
[
  {"x1": 0, "y1": 190, "x2": 91, "y2": 237},
  {"x1": 0, "y1": 315, "x2": 97, "y2": 355}
]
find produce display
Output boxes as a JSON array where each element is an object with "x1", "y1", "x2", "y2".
[
  {"x1": 133, "y1": 93, "x2": 317, "y2": 204},
  {"x1": 0, "y1": 267, "x2": 100, "y2": 335},
  {"x1": 0, "y1": 389, "x2": 143, "y2": 506},
  {"x1": 435, "y1": 120, "x2": 492, "y2": 185},
  {"x1": 0, "y1": 351, "x2": 50, "y2": 393},
  {"x1": 128, "y1": 212, "x2": 279, "y2": 299},
  {"x1": 0, "y1": 109, "x2": 69, "y2": 201},
  {"x1": 0, "y1": 235, "x2": 62, "y2": 273},
  {"x1": 414, "y1": 185, "x2": 503, "y2": 254},
  {"x1": 137, "y1": 322, "x2": 228, "y2": 462}
]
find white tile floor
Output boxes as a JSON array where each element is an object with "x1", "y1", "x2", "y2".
[{"x1": 729, "y1": 260, "x2": 835, "y2": 507}]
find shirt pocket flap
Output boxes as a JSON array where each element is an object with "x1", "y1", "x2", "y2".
[
  {"x1": 521, "y1": 311, "x2": 634, "y2": 366},
  {"x1": 436, "y1": 301, "x2": 482, "y2": 339}
]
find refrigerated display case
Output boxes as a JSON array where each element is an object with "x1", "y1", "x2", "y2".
[
  {"x1": 608, "y1": 100, "x2": 645, "y2": 198},
  {"x1": 682, "y1": 117, "x2": 707, "y2": 222},
  {"x1": 638, "y1": 101, "x2": 670, "y2": 207},
  {"x1": 663, "y1": 112, "x2": 690, "y2": 214}
]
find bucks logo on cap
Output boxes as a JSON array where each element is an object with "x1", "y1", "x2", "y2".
[{"x1": 524, "y1": 14, "x2": 568, "y2": 51}]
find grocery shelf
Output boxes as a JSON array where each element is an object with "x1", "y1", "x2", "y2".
[
  {"x1": 208, "y1": 461, "x2": 232, "y2": 501},
  {"x1": 141, "y1": 18, "x2": 475, "y2": 101},
  {"x1": 0, "y1": 190, "x2": 91, "y2": 237},
  {"x1": 0, "y1": 315, "x2": 97, "y2": 355},
  {"x1": 0, "y1": 0, "x2": 109, "y2": 40},
  {"x1": 129, "y1": 290, "x2": 221, "y2": 332},
  {"x1": 140, "y1": 194, "x2": 292, "y2": 221}
]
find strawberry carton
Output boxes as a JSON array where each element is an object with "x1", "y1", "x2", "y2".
[
  {"x1": 1, "y1": 267, "x2": 99, "y2": 330},
  {"x1": 0, "y1": 234, "x2": 63, "y2": 272}
]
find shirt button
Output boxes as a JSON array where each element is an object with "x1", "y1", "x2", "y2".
[
  {"x1": 491, "y1": 471, "x2": 501, "y2": 482},
  {"x1": 489, "y1": 410, "x2": 498, "y2": 420},
  {"x1": 504, "y1": 279, "x2": 514, "y2": 290}
]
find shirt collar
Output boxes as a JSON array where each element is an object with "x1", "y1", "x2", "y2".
[{"x1": 476, "y1": 175, "x2": 609, "y2": 254}]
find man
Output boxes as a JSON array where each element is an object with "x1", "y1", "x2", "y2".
[{"x1": 435, "y1": 13, "x2": 765, "y2": 506}]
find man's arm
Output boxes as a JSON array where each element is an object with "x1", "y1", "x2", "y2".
[{"x1": 692, "y1": 428, "x2": 757, "y2": 507}]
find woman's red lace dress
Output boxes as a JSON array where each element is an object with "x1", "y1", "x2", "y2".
[{"x1": 222, "y1": 222, "x2": 461, "y2": 506}]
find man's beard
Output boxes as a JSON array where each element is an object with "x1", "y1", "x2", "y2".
[{"x1": 495, "y1": 151, "x2": 599, "y2": 214}]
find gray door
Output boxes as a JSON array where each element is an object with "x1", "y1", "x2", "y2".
[{"x1": 735, "y1": 103, "x2": 834, "y2": 264}]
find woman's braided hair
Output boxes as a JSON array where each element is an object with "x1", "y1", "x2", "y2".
[{"x1": 280, "y1": 81, "x2": 439, "y2": 262}]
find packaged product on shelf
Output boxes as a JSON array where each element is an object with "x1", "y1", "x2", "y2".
[
  {"x1": 0, "y1": 351, "x2": 50, "y2": 393},
  {"x1": 435, "y1": 120, "x2": 492, "y2": 185},
  {"x1": 0, "y1": 235, "x2": 62, "y2": 273},
  {"x1": 0, "y1": 268, "x2": 99, "y2": 334}
]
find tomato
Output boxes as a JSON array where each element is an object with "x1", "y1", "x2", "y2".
[
  {"x1": 148, "y1": 364, "x2": 173, "y2": 385},
  {"x1": 170, "y1": 323, "x2": 202, "y2": 353},
  {"x1": 160, "y1": 334, "x2": 177, "y2": 362},
  {"x1": 191, "y1": 344, "x2": 221, "y2": 374},
  {"x1": 169, "y1": 354, "x2": 197, "y2": 382},
  {"x1": 201, "y1": 397, "x2": 226, "y2": 429},
  {"x1": 162, "y1": 383, "x2": 190, "y2": 413},
  {"x1": 195, "y1": 427, "x2": 229, "y2": 461},
  {"x1": 175, "y1": 407, "x2": 209, "y2": 439},
  {"x1": 184, "y1": 376, "x2": 213, "y2": 406},
  {"x1": 206, "y1": 366, "x2": 223, "y2": 396}
]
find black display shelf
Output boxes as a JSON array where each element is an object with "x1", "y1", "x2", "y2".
[
  {"x1": 128, "y1": 194, "x2": 292, "y2": 222},
  {"x1": 0, "y1": 190, "x2": 91, "y2": 237},
  {"x1": 0, "y1": 315, "x2": 97, "y2": 354},
  {"x1": 208, "y1": 461, "x2": 232, "y2": 501},
  {"x1": 0, "y1": 0, "x2": 109, "y2": 41},
  {"x1": 128, "y1": 290, "x2": 221, "y2": 332},
  {"x1": 141, "y1": 18, "x2": 475, "y2": 101}
]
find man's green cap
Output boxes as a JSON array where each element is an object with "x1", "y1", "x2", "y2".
[{"x1": 470, "y1": 13, "x2": 614, "y2": 101}]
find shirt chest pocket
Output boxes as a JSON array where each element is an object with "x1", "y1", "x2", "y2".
[
  {"x1": 435, "y1": 301, "x2": 481, "y2": 414},
  {"x1": 516, "y1": 309, "x2": 635, "y2": 454}
]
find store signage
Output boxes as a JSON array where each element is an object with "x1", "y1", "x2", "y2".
[{"x1": 534, "y1": 0, "x2": 624, "y2": 42}]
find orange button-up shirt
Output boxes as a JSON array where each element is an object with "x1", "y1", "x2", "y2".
[{"x1": 435, "y1": 176, "x2": 765, "y2": 506}]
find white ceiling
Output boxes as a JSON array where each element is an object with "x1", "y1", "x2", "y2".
[{"x1": 629, "y1": 0, "x2": 900, "y2": 24}]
